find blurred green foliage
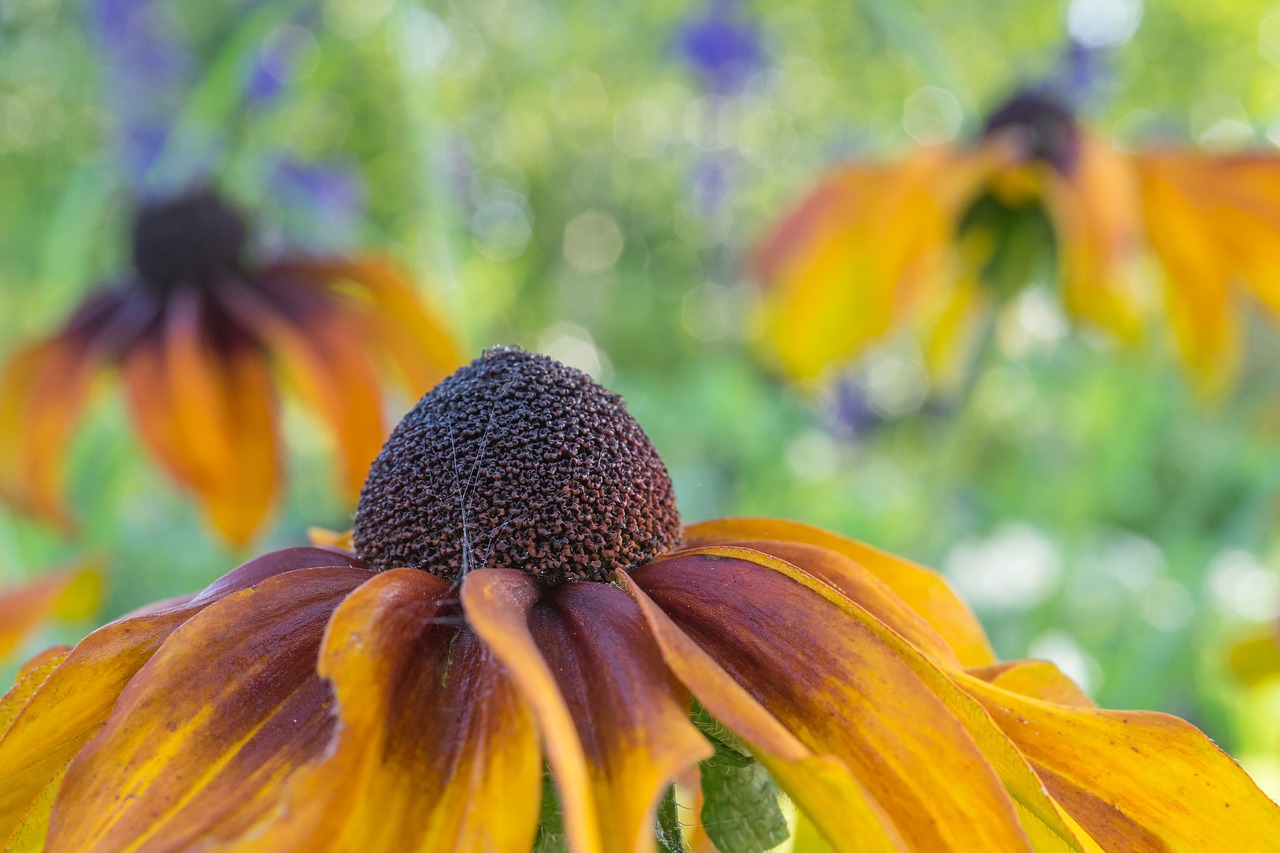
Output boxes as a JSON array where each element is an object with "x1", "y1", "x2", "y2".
[{"x1": 4, "y1": 0, "x2": 1280, "y2": 788}]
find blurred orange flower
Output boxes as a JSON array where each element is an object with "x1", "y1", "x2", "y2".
[
  {"x1": 0, "y1": 188, "x2": 462, "y2": 545},
  {"x1": 756, "y1": 90, "x2": 1280, "y2": 395},
  {"x1": 0, "y1": 350, "x2": 1275, "y2": 851}
]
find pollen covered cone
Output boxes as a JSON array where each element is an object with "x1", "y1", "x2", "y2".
[
  {"x1": 0, "y1": 187, "x2": 463, "y2": 545},
  {"x1": 754, "y1": 89, "x2": 1156, "y2": 389},
  {"x1": 2, "y1": 350, "x2": 1278, "y2": 852}
]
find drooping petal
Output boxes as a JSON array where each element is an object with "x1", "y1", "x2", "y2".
[
  {"x1": 957, "y1": 671, "x2": 1280, "y2": 849},
  {"x1": 46, "y1": 566, "x2": 371, "y2": 850},
  {"x1": 615, "y1": 571, "x2": 907, "y2": 852},
  {"x1": 0, "y1": 561, "x2": 103, "y2": 661},
  {"x1": 244, "y1": 568, "x2": 542, "y2": 853},
  {"x1": 754, "y1": 146, "x2": 1004, "y2": 380},
  {"x1": 461, "y1": 569, "x2": 602, "y2": 853},
  {"x1": 713, "y1": 538, "x2": 964, "y2": 667},
  {"x1": 0, "y1": 547, "x2": 366, "y2": 839},
  {"x1": 221, "y1": 281, "x2": 387, "y2": 500},
  {"x1": 265, "y1": 255, "x2": 463, "y2": 395},
  {"x1": 682, "y1": 518, "x2": 995, "y2": 665},
  {"x1": 150, "y1": 287, "x2": 281, "y2": 544},
  {"x1": 529, "y1": 581, "x2": 713, "y2": 853},
  {"x1": 1135, "y1": 155, "x2": 1240, "y2": 394},
  {"x1": 0, "y1": 335, "x2": 102, "y2": 527},
  {"x1": 1041, "y1": 135, "x2": 1144, "y2": 341},
  {"x1": 632, "y1": 551, "x2": 1032, "y2": 851}
]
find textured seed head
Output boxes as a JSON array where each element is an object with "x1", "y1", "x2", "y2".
[
  {"x1": 132, "y1": 187, "x2": 249, "y2": 289},
  {"x1": 982, "y1": 90, "x2": 1080, "y2": 175},
  {"x1": 354, "y1": 347, "x2": 682, "y2": 584}
]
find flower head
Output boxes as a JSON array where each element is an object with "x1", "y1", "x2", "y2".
[
  {"x1": 675, "y1": 0, "x2": 763, "y2": 97},
  {"x1": 1, "y1": 348, "x2": 1275, "y2": 851},
  {"x1": 0, "y1": 187, "x2": 462, "y2": 545},
  {"x1": 756, "y1": 85, "x2": 1280, "y2": 394}
]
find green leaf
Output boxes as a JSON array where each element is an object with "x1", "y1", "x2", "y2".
[
  {"x1": 699, "y1": 741, "x2": 790, "y2": 853},
  {"x1": 654, "y1": 786, "x2": 684, "y2": 853},
  {"x1": 534, "y1": 770, "x2": 569, "y2": 853}
]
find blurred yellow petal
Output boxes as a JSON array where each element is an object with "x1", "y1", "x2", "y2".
[
  {"x1": 1226, "y1": 628, "x2": 1280, "y2": 686},
  {"x1": 683, "y1": 517, "x2": 996, "y2": 666},
  {"x1": 1136, "y1": 155, "x2": 1242, "y2": 394},
  {"x1": 0, "y1": 561, "x2": 102, "y2": 661},
  {"x1": 1042, "y1": 135, "x2": 1144, "y2": 341}
]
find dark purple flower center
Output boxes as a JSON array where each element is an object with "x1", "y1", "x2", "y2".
[
  {"x1": 981, "y1": 90, "x2": 1081, "y2": 175},
  {"x1": 131, "y1": 188, "x2": 248, "y2": 290},
  {"x1": 354, "y1": 347, "x2": 682, "y2": 585}
]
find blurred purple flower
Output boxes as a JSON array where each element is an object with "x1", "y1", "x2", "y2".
[
  {"x1": 267, "y1": 158, "x2": 365, "y2": 247},
  {"x1": 1046, "y1": 39, "x2": 1112, "y2": 109},
  {"x1": 825, "y1": 375, "x2": 886, "y2": 440},
  {"x1": 675, "y1": 0, "x2": 763, "y2": 96},
  {"x1": 84, "y1": 1, "x2": 363, "y2": 244},
  {"x1": 87, "y1": 0, "x2": 190, "y2": 183}
]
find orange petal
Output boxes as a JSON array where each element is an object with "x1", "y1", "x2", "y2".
[
  {"x1": 957, "y1": 671, "x2": 1280, "y2": 848},
  {"x1": 0, "y1": 561, "x2": 103, "y2": 661},
  {"x1": 461, "y1": 569, "x2": 603, "y2": 853},
  {"x1": 0, "y1": 334, "x2": 101, "y2": 527},
  {"x1": 222, "y1": 282, "x2": 387, "y2": 500},
  {"x1": 632, "y1": 551, "x2": 1031, "y2": 851},
  {"x1": 244, "y1": 568, "x2": 542, "y2": 852},
  {"x1": 682, "y1": 518, "x2": 996, "y2": 666},
  {"x1": 615, "y1": 570, "x2": 907, "y2": 852},
  {"x1": 46, "y1": 566, "x2": 370, "y2": 850},
  {"x1": 268, "y1": 255, "x2": 464, "y2": 395},
  {"x1": 0, "y1": 547, "x2": 366, "y2": 839},
  {"x1": 531, "y1": 581, "x2": 713, "y2": 853}
]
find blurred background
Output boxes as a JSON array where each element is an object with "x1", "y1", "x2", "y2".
[{"x1": 4, "y1": 0, "x2": 1280, "y2": 793}]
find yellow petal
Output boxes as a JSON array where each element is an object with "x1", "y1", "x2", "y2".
[
  {"x1": 957, "y1": 671, "x2": 1280, "y2": 849},
  {"x1": 0, "y1": 547, "x2": 366, "y2": 840},
  {"x1": 461, "y1": 569, "x2": 602, "y2": 853},
  {"x1": 1041, "y1": 135, "x2": 1144, "y2": 341},
  {"x1": 633, "y1": 550, "x2": 1032, "y2": 851},
  {"x1": 683, "y1": 518, "x2": 996, "y2": 665},
  {"x1": 245, "y1": 568, "x2": 542, "y2": 853},
  {"x1": 968, "y1": 660, "x2": 1096, "y2": 708},
  {"x1": 671, "y1": 545, "x2": 1104, "y2": 851},
  {"x1": 532, "y1": 580, "x2": 713, "y2": 853},
  {"x1": 615, "y1": 570, "x2": 906, "y2": 853},
  {"x1": 46, "y1": 567, "x2": 370, "y2": 850}
]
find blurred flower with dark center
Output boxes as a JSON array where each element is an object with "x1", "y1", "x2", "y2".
[
  {"x1": 755, "y1": 82, "x2": 1280, "y2": 396},
  {"x1": 0, "y1": 187, "x2": 462, "y2": 545},
  {"x1": 1, "y1": 347, "x2": 1275, "y2": 851}
]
